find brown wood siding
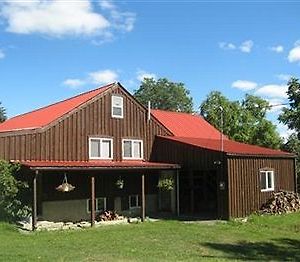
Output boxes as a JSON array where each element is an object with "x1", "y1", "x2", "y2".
[
  {"x1": 0, "y1": 85, "x2": 170, "y2": 161},
  {"x1": 151, "y1": 136, "x2": 222, "y2": 170},
  {"x1": 227, "y1": 156, "x2": 295, "y2": 218},
  {"x1": 151, "y1": 137, "x2": 229, "y2": 219}
]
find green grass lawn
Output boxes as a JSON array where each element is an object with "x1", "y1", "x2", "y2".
[{"x1": 0, "y1": 213, "x2": 300, "y2": 261}]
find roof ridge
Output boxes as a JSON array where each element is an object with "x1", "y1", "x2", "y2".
[{"x1": 6, "y1": 83, "x2": 114, "y2": 121}]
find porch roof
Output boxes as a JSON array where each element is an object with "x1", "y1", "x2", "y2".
[{"x1": 16, "y1": 160, "x2": 180, "y2": 171}]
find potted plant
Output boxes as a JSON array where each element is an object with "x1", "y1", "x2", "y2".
[
  {"x1": 115, "y1": 178, "x2": 124, "y2": 189},
  {"x1": 157, "y1": 177, "x2": 174, "y2": 191}
]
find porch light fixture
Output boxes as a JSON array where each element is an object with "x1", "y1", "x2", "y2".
[{"x1": 56, "y1": 173, "x2": 75, "y2": 192}]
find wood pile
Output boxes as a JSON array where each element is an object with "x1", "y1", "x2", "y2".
[
  {"x1": 259, "y1": 191, "x2": 300, "y2": 215},
  {"x1": 97, "y1": 211, "x2": 120, "y2": 221}
]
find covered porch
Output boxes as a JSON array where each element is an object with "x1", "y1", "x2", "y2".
[{"x1": 19, "y1": 160, "x2": 180, "y2": 230}]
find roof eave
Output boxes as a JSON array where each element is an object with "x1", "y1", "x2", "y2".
[{"x1": 226, "y1": 152, "x2": 296, "y2": 158}]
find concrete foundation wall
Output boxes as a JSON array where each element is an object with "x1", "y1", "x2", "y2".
[
  {"x1": 42, "y1": 194, "x2": 158, "y2": 222},
  {"x1": 42, "y1": 199, "x2": 90, "y2": 222}
]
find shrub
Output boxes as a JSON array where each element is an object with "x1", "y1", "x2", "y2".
[{"x1": 0, "y1": 160, "x2": 30, "y2": 222}]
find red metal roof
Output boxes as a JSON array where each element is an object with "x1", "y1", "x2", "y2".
[
  {"x1": 0, "y1": 83, "x2": 114, "y2": 133},
  {"x1": 151, "y1": 109, "x2": 227, "y2": 140},
  {"x1": 17, "y1": 160, "x2": 180, "y2": 170},
  {"x1": 159, "y1": 136, "x2": 293, "y2": 157}
]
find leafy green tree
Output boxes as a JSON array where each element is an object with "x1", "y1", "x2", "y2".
[
  {"x1": 0, "y1": 102, "x2": 6, "y2": 123},
  {"x1": 134, "y1": 78, "x2": 193, "y2": 113},
  {"x1": 281, "y1": 134, "x2": 300, "y2": 190},
  {"x1": 200, "y1": 92, "x2": 282, "y2": 149},
  {"x1": 279, "y1": 78, "x2": 300, "y2": 137},
  {"x1": 279, "y1": 77, "x2": 300, "y2": 190},
  {"x1": 0, "y1": 160, "x2": 30, "y2": 222}
]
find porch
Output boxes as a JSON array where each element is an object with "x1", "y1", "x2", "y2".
[{"x1": 19, "y1": 160, "x2": 180, "y2": 230}]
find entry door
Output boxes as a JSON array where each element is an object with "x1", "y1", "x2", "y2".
[{"x1": 193, "y1": 170, "x2": 218, "y2": 216}]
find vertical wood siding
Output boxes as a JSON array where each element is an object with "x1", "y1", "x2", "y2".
[
  {"x1": 151, "y1": 137, "x2": 229, "y2": 219},
  {"x1": 0, "y1": 86, "x2": 170, "y2": 161},
  {"x1": 227, "y1": 156, "x2": 295, "y2": 218}
]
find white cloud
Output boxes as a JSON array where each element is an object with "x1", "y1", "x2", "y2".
[
  {"x1": 276, "y1": 74, "x2": 292, "y2": 81},
  {"x1": 266, "y1": 98, "x2": 286, "y2": 113},
  {"x1": 99, "y1": 0, "x2": 116, "y2": 10},
  {"x1": 232, "y1": 80, "x2": 258, "y2": 91},
  {"x1": 219, "y1": 42, "x2": 236, "y2": 50},
  {"x1": 0, "y1": 0, "x2": 135, "y2": 39},
  {"x1": 239, "y1": 40, "x2": 254, "y2": 53},
  {"x1": 288, "y1": 41, "x2": 300, "y2": 63},
  {"x1": 0, "y1": 1, "x2": 109, "y2": 37},
  {"x1": 99, "y1": 0, "x2": 136, "y2": 33},
  {"x1": 219, "y1": 40, "x2": 253, "y2": 53},
  {"x1": 63, "y1": 78, "x2": 86, "y2": 89},
  {"x1": 89, "y1": 69, "x2": 118, "y2": 85},
  {"x1": 276, "y1": 122, "x2": 293, "y2": 141},
  {"x1": 269, "y1": 45, "x2": 284, "y2": 53},
  {"x1": 0, "y1": 49, "x2": 5, "y2": 59},
  {"x1": 255, "y1": 84, "x2": 288, "y2": 99},
  {"x1": 136, "y1": 70, "x2": 157, "y2": 81}
]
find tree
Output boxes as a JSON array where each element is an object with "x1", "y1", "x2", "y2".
[
  {"x1": 0, "y1": 160, "x2": 30, "y2": 222},
  {"x1": 279, "y1": 78, "x2": 300, "y2": 138},
  {"x1": 279, "y1": 77, "x2": 300, "y2": 190},
  {"x1": 281, "y1": 133, "x2": 300, "y2": 190},
  {"x1": 200, "y1": 92, "x2": 282, "y2": 149},
  {"x1": 134, "y1": 78, "x2": 193, "y2": 113},
  {"x1": 0, "y1": 102, "x2": 6, "y2": 123}
]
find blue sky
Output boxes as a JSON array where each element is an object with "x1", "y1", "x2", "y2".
[{"x1": 0, "y1": 1, "x2": 299, "y2": 139}]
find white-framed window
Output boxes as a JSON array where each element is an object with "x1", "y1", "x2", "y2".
[
  {"x1": 89, "y1": 137, "x2": 113, "y2": 160},
  {"x1": 260, "y1": 170, "x2": 275, "y2": 192},
  {"x1": 122, "y1": 139, "x2": 143, "y2": 159},
  {"x1": 87, "y1": 197, "x2": 107, "y2": 213},
  {"x1": 129, "y1": 195, "x2": 140, "y2": 209},
  {"x1": 111, "y1": 95, "x2": 124, "y2": 118}
]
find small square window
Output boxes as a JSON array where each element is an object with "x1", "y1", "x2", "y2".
[
  {"x1": 260, "y1": 170, "x2": 274, "y2": 192},
  {"x1": 129, "y1": 195, "x2": 140, "y2": 209},
  {"x1": 122, "y1": 139, "x2": 143, "y2": 159},
  {"x1": 112, "y1": 95, "x2": 123, "y2": 118},
  {"x1": 87, "y1": 197, "x2": 107, "y2": 213},
  {"x1": 89, "y1": 138, "x2": 113, "y2": 159}
]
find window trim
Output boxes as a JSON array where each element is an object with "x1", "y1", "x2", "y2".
[
  {"x1": 111, "y1": 95, "x2": 124, "y2": 119},
  {"x1": 260, "y1": 170, "x2": 275, "y2": 192},
  {"x1": 88, "y1": 137, "x2": 113, "y2": 160},
  {"x1": 87, "y1": 197, "x2": 107, "y2": 213},
  {"x1": 122, "y1": 139, "x2": 144, "y2": 160},
  {"x1": 129, "y1": 195, "x2": 140, "y2": 209}
]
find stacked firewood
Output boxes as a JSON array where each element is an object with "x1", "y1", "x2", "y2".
[
  {"x1": 259, "y1": 191, "x2": 300, "y2": 215},
  {"x1": 97, "y1": 211, "x2": 119, "y2": 221}
]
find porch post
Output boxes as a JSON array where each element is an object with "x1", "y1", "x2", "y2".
[
  {"x1": 176, "y1": 170, "x2": 180, "y2": 217},
  {"x1": 32, "y1": 170, "x2": 38, "y2": 231},
  {"x1": 91, "y1": 176, "x2": 95, "y2": 227},
  {"x1": 141, "y1": 174, "x2": 145, "y2": 222}
]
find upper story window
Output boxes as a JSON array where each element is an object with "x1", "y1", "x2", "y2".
[
  {"x1": 89, "y1": 137, "x2": 113, "y2": 160},
  {"x1": 122, "y1": 139, "x2": 143, "y2": 160},
  {"x1": 111, "y1": 95, "x2": 124, "y2": 118},
  {"x1": 260, "y1": 170, "x2": 274, "y2": 192}
]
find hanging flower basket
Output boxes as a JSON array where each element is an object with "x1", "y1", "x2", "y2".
[
  {"x1": 157, "y1": 177, "x2": 174, "y2": 191},
  {"x1": 115, "y1": 178, "x2": 124, "y2": 189},
  {"x1": 56, "y1": 174, "x2": 75, "y2": 192}
]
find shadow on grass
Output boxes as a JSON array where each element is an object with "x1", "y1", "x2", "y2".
[{"x1": 201, "y1": 238, "x2": 300, "y2": 261}]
